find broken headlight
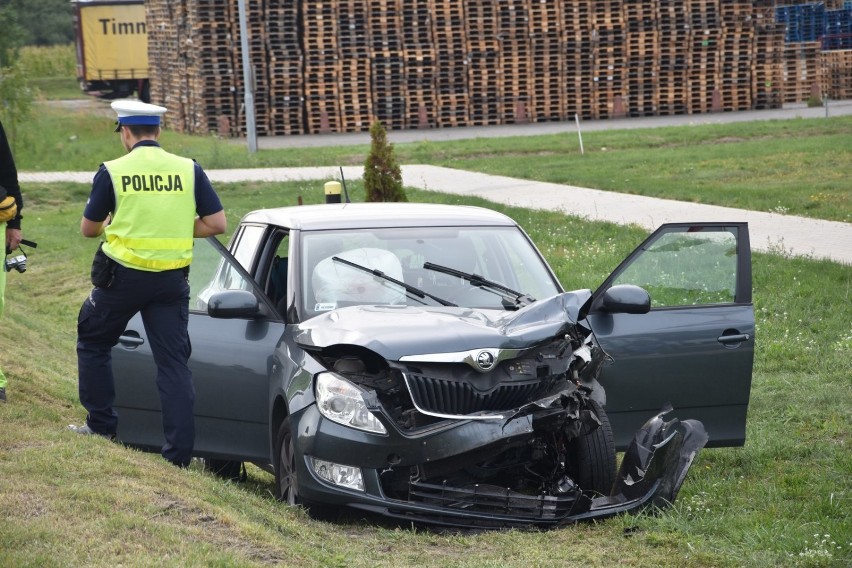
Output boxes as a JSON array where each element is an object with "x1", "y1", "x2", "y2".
[{"x1": 316, "y1": 372, "x2": 388, "y2": 434}]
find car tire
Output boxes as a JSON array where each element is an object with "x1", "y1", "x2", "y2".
[
  {"x1": 274, "y1": 418, "x2": 301, "y2": 506},
  {"x1": 569, "y1": 399, "x2": 617, "y2": 496},
  {"x1": 273, "y1": 416, "x2": 341, "y2": 521}
]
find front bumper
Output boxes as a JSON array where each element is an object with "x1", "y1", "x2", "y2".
[{"x1": 290, "y1": 403, "x2": 708, "y2": 529}]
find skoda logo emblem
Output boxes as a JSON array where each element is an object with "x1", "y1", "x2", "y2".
[{"x1": 476, "y1": 351, "x2": 495, "y2": 371}]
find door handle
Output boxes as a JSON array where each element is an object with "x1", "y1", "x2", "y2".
[
  {"x1": 717, "y1": 333, "x2": 749, "y2": 345},
  {"x1": 118, "y1": 331, "x2": 144, "y2": 348}
]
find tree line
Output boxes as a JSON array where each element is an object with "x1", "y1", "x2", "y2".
[
  {"x1": 0, "y1": 0, "x2": 73, "y2": 140},
  {"x1": 0, "y1": 0, "x2": 74, "y2": 49}
]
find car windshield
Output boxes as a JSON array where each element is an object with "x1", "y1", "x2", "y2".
[{"x1": 300, "y1": 226, "x2": 560, "y2": 319}]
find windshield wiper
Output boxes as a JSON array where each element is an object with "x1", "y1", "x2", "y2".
[
  {"x1": 332, "y1": 256, "x2": 457, "y2": 307},
  {"x1": 423, "y1": 261, "x2": 536, "y2": 309}
]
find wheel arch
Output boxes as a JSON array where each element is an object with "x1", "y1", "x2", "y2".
[{"x1": 270, "y1": 393, "x2": 290, "y2": 458}]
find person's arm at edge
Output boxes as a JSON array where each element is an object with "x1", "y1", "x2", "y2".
[
  {"x1": 194, "y1": 210, "x2": 226, "y2": 237},
  {"x1": 193, "y1": 164, "x2": 226, "y2": 237},
  {"x1": 81, "y1": 166, "x2": 112, "y2": 238},
  {"x1": 81, "y1": 216, "x2": 107, "y2": 238}
]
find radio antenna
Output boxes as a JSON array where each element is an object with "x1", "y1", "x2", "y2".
[{"x1": 339, "y1": 167, "x2": 351, "y2": 203}]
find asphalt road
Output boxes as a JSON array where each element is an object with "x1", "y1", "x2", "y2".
[{"x1": 254, "y1": 98, "x2": 852, "y2": 148}]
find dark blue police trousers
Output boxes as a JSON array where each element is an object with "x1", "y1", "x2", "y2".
[{"x1": 77, "y1": 263, "x2": 193, "y2": 467}]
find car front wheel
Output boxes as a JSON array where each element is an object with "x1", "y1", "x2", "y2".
[
  {"x1": 274, "y1": 418, "x2": 300, "y2": 505},
  {"x1": 568, "y1": 399, "x2": 617, "y2": 496}
]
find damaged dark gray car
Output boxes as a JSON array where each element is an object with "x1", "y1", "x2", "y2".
[{"x1": 112, "y1": 203, "x2": 754, "y2": 528}]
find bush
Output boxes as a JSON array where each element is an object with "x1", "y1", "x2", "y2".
[
  {"x1": 364, "y1": 120, "x2": 407, "y2": 202},
  {"x1": 806, "y1": 95, "x2": 824, "y2": 108},
  {"x1": 19, "y1": 44, "x2": 75, "y2": 78}
]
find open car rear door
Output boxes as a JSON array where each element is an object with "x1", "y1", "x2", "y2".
[{"x1": 584, "y1": 223, "x2": 754, "y2": 449}]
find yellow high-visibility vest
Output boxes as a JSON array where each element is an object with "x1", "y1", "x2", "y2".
[{"x1": 102, "y1": 146, "x2": 196, "y2": 271}]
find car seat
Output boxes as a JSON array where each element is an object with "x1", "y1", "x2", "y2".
[{"x1": 269, "y1": 255, "x2": 288, "y2": 314}]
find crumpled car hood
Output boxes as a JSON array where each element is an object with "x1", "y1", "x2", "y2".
[{"x1": 294, "y1": 290, "x2": 593, "y2": 360}]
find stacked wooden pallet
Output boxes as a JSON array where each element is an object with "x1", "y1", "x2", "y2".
[
  {"x1": 148, "y1": 0, "x2": 806, "y2": 137},
  {"x1": 562, "y1": 3, "x2": 595, "y2": 120},
  {"x1": 623, "y1": 1, "x2": 659, "y2": 118},
  {"x1": 498, "y1": 0, "x2": 532, "y2": 124},
  {"x1": 303, "y1": 1, "x2": 340, "y2": 134},
  {"x1": 590, "y1": 1, "x2": 625, "y2": 120},
  {"x1": 430, "y1": 0, "x2": 468, "y2": 127},
  {"x1": 369, "y1": 0, "x2": 406, "y2": 131},
  {"x1": 655, "y1": 0, "x2": 690, "y2": 115},
  {"x1": 401, "y1": 4, "x2": 436, "y2": 129},
  {"x1": 337, "y1": 1, "x2": 371, "y2": 133},
  {"x1": 466, "y1": 0, "x2": 502, "y2": 126},
  {"x1": 232, "y1": 1, "x2": 270, "y2": 135},
  {"x1": 783, "y1": 41, "x2": 823, "y2": 102},
  {"x1": 146, "y1": 0, "x2": 186, "y2": 131},
  {"x1": 267, "y1": 1, "x2": 303, "y2": 136},
  {"x1": 148, "y1": 0, "x2": 242, "y2": 136},
  {"x1": 819, "y1": 49, "x2": 852, "y2": 99},
  {"x1": 775, "y1": 0, "x2": 852, "y2": 100},
  {"x1": 717, "y1": 1, "x2": 756, "y2": 112},
  {"x1": 752, "y1": 4, "x2": 786, "y2": 110},
  {"x1": 528, "y1": 0, "x2": 564, "y2": 122}
]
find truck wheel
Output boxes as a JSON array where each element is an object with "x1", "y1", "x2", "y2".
[
  {"x1": 274, "y1": 418, "x2": 301, "y2": 505},
  {"x1": 139, "y1": 80, "x2": 151, "y2": 103},
  {"x1": 569, "y1": 399, "x2": 617, "y2": 496}
]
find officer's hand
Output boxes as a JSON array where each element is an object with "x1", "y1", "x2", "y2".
[{"x1": 6, "y1": 227, "x2": 21, "y2": 252}]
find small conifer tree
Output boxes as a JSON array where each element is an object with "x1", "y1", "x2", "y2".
[{"x1": 364, "y1": 120, "x2": 407, "y2": 202}]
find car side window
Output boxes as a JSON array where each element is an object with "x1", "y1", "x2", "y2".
[
  {"x1": 611, "y1": 227, "x2": 738, "y2": 307},
  {"x1": 231, "y1": 224, "x2": 266, "y2": 272},
  {"x1": 189, "y1": 237, "x2": 258, "y2": 312}
]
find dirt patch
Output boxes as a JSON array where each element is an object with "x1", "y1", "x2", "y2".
[
  {"x1": 42, "y1": 98, "x2": 114, "y2": 118},
  {"x1": 150, "y1": 491, "x2": 291, "y2": 566},
  {"x1": 712, "y1": 136, "x2": 747, "y2": 144}
]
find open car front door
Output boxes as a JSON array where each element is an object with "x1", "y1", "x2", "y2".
[
  {"x1": 112, "y1": 236, "x2": 285, "y2": 463},
  {"x1": 585, "y1": 222, "x2": 754, "y2": 449}
]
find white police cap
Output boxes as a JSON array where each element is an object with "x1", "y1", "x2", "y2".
[{"x1": 111, "y1": 100, "x2": 167, "y2": 131}]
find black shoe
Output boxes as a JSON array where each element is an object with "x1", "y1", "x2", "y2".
[
  {"x1": 67, "y1": 423, "x2": 115, "y2": 440},
  {"x1": 0, "y1": 387, "x2": 5, "y2": 402}
]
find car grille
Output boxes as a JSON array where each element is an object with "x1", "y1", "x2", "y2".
[
  {"x1": 408, "y1": 480, "x2": 585, "y2": 521},
  {"x1": 404, "y1": 373, "x2": 542, "y2": 415}
]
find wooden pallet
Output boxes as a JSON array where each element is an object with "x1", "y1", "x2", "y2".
[
  {"x1": 819, "y1": 49, "x2": 852, "y2": 99},
  {"x1": 147, "y1": 0, "x2": 790, "y2": 136},
  {"x1": 782, "y1": 42, "x2": 822, "y2": 103}
]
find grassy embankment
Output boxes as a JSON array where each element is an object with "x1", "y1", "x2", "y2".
[{"x1": 0, "y1": 45, "x2": 849, "y2": 568}]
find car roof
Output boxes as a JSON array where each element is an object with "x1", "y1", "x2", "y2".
[{"x1": 240, "y1": 202, "x2": 519, "y2": 231}]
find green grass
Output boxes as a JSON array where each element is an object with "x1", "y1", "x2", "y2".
[
  {"x1": 0, "y1": 180, "x2": 849, "y2": 568},
  {"x1": 9, "y1": 102, "x2": 852, "y2": 223},
  {"x1": 29, "y1": 76, "x2": 82, "y2": 100}
]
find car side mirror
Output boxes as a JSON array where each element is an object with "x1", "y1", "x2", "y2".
[
  {"x1": 600, "y1": 284, "x2": 651, "y2": 314},
  {"x1": 207, "y1": 290, "x2": 265, "y2": 319}
]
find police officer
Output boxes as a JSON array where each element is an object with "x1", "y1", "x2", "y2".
[{"x1": 69, "y1": 100, "x2": 226, "y2": 468}]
